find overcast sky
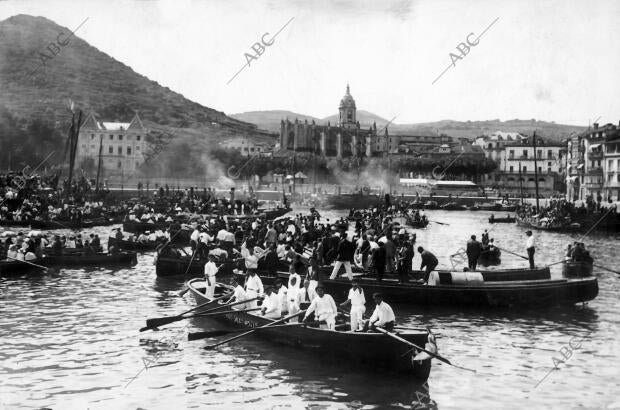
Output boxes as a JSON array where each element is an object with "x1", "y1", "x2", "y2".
[{"x1": 1, "y1": 0, "x2": 619, "y2": 125}]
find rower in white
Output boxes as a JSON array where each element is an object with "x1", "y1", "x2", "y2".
[
  {"x1": 287, "y1": 276, "x2": 301, "y2": 322},
  {"x1": 340, "y1": 278, "x2": 366, "y2": 331},
  {"x1": 261, "y1": 286, "x2": 281, "y2": 319},
  {"x1": 366, "y1": 292, "x2": 396, "y2": 332},
  {"x1": 302, "y1": 284, "x2": 338, "y2": 330},
  {"x1": 203, "y1": 254, "x2": 218, "y2": 298},
  {"x1": 226, "y1": 277, "x2": 247, "y2": 310},
  {"x1": 244, "y1": 269, "x2": 264, "y2": 309}
]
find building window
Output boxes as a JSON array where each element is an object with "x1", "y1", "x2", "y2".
[
  {"x1": 523, "y1": 150, "x2": 528, "y2": 158},
  {"x1": 127, "y1": 147, "x2": 132, "y2": 155},
  {"x1": 547, "y1": 150, "x2": 552, "y2": 158},
  {"x1": 598, "y1": 160, "x2": 601, "y2": 167},
  {"x1": 109, "y1": 135, "x2": 114, "y2": 140},
  {"x1": 119, "y1": 135, "x2": 123, "y2": 141},
  {"x1": 538, "y1": 167, "x2": 542, "y2": 172},
  {"x1": 136, "y1": 146, "x2": 140, "y2": 151},
  {"x1": 137, "y1": 135, "x2": 141, "y2": 141},
  {"x1": 509, "y1": 166, "x2": 514, "y2": 172},
  {"x1": 90, "y1": 145, "x2": 95, "y2": 149},
  {"x1": 118, "y1": 146, "x2": 122, "y2": 155},
  {"x1": 523, "y1": 166, "x2": 527, "y2": 172},
  {"x1": 548, "y1": 161, "x2": 552, "y2": 166},
  {"x1": 91, "y1": 134, "x2": 94, "y2": 139},
  {"x1": 539, "y1": 178, "x2": 545, "y2": 182},
  {"x1": 108, "y1": 146, "x2": 113, "y2": 154},
  {"x1": 118, "y1": 161, "x2": 122, "y2": 169},
  {"x1": 537, "y1": 150, "x2": 542, "y2": 158}
]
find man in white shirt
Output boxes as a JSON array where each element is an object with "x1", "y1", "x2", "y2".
[
  {"x1": 303, "y1": 284, "x2": 338, "y2": 330},
  {"x1": 203, "y1": 255, "x2": 219, "y2": 298},
  {"x1": 226, "y1": 277, "x2": 247, "y2": 310},
  {"x1": 261, "y1": 286, "x2": 282, "y2": 319},
  {"x1": 368, "y1": 293, "x2": 396, "y2": 332},
  {"x1": 274, "y1": 279, "x2": 288, "y2": 314},
  {"x1": 287, "y1": 276, "x2": 301, "y2": 322},
  {"x1": 299, "y1": 279, "x2": 315, "y2": 307},
  {"x1": 245, "y1": 270, "x2": 264, "y2": 308},
  {"x1": 525, "y1": 230, "x2": 536, "y2": 269},
  {"x1": 340, "y1": 278, "x2": 366, "y2": 331}
]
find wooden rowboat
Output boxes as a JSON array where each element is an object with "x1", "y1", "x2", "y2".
[
  {"x1": 42, "y1": 251, "x2": 138, "y2": 267},
  {"x1": 107, "y1": 236, "x2": 164, "y2": 251},
  {"x1": 478, "y1": 247, "x2": 501, "y2": 266},
  {"x1": 488, "y1": 216, "x2": 516, "y2": 223},
  {"x1": 186, "y1": 278, "x2": 433, "y2": 379},
  {"x1": 0, "y1": 258, "x2": 46, "y2": 276},
  {"x1": 236, "y1": 269, "x2": 597, "y2": 308}
]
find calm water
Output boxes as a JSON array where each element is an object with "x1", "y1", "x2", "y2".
[{"x1": 1, "y1": 210, "x2": 619, "y2": 409}]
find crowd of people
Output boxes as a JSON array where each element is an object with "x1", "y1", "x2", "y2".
[{"x1": 0, "y1": 230, "x2": 104, "y2": 261}]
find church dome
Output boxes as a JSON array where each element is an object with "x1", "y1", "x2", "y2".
[{"x1": 339, "y1": 84, "x2": 356, "y2": 109}]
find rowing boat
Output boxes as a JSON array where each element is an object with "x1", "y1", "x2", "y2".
[
  {"x1": 42, "y1": 251, "x2": 138, "y2": 267},
  {"x1": 0, "y1": 258, "x2": 46, "y2": 276},
  {"x1": 478, "y1": 247, "x2": 501, "y2": 266},
  {"x1": 186, "y1": 278, "x2": 433, "y2": 379},
  {"x1": 237, "y1": 269, "x2": 597, "y2": 308},
  {"x1": 107, "y1": 236, "x2": 164, "y2": 251},
  {"x1": 488, "y1": 216, "x2": 516, "y2": 223}
]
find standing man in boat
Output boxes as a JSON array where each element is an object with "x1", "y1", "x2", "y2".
[
  {"x1": 339, "y1": 278, "x2": 366, "y2": 331},
  {"x1": 302, "y1": 284, "x2": 338, "y2": 330},
  {"x1": 366, "y1": 293, "x2": 396, "y2": 332},
  {"x1": 203, "y1": 254, "x2": 219, "y2": 298},
  {"x1": 287, "y1": 276, "x2": 302, "y2": 322},
  {"x1": 525, "y1": 230, "x2": 536, "y2": 269},
  {"x1": 466, "y1": 235, "x2": 482, "y2": 271},
  {"x1": 418, "y1": 246, "x2": 438, "y2": 283}
]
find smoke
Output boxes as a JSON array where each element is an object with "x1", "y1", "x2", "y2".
[{"x1": 326, "y1": 157, "x2": 392, "y2": 190}]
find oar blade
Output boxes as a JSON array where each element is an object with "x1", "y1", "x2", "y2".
[
  {"x1": 145, "y1": 315, "x2": 181, "y2": 329},
  {"x1": 188, "y1": 329, "x2": 232, "y2": 341}
]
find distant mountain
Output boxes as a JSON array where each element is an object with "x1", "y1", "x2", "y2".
[
  {"x1": 0, "y1": 15, "x2": 271, "y2": 144},
  {"x1": 233, "y1": 107, "x2": 585, "y2": 143},
  {"x1": 231, "y1": 110, "x2": 319, "y2": 133}
]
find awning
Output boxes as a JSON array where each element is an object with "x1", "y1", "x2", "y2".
[
  {"x1": 589, "y1": 144, "x2": 601, "y2": 151},
  {"x1": 294, "y1": 171, "x2": 308, "y2": 179},
  {"x1": 577, "y1": 164, "x2": 584, "y2": 169}
]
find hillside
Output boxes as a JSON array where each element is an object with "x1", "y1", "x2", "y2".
[
  {"x1": 233, "y1": 108, "x2": 586, "y2": 142},
  {"x1": 0, "y1": 15, "x2": 269, "y2": 141},
  {"x1": 231, "y1": 110, "x2": 319, "y2": 133}
]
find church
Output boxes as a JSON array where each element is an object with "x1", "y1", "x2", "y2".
[{"x1": 279, "y1": 85, "x2": 383, "y2": 158}]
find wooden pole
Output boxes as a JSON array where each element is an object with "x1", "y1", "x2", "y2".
[
  {"x1": 95, "y1": 135, "x2": 103, "y2": 192},
  {"x1": 532, "y1": 131, "x2": 540, "y2": 212},
  {"x1": 518, "y1": 161, "x2": 524, "y2": 206}
]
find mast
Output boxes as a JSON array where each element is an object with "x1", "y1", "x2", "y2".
[
  {"x1": 518, "y1": 161, "x2": 524, "y2": 205},
  {"x1": 95, "y1": 135, "x2": 103, "y2": 192},
  {"x1": 386, "y1": 126, "x2": 391, "y2": 195},
  {"x1": 532, "y1": 131, "x2": 540, "y2": 212},
  {"x1": 66, "y1": 109, "x2": 83, "y2": 197}
]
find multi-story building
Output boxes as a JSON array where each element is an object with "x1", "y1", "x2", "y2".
[
  {"x1": 478, "y1": 133, "x2": 565, "y2": 196},
  {"x1": 77, "y1": 112, "x2": 147, "y2": 177},
  {"x1": 219, "y1": 138, "x2": 274, "y2": 157},
  {"x1": 567, "y1": 122, "x2": 620, "y2": 201}
]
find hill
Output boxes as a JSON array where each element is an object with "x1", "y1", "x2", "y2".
[
  {"x1": 231, "y1": 110, "x2": 319, "y2": 133},
  {"x1": 0, "y1": 15, "x2": 272, "y2": 146}
]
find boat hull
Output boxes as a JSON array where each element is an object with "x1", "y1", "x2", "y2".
[
  {"x1": 187, "y1": 279, "x2": 432, "y2": 379},
  {"x1": 562, "y1": 261, "x2": 594, "y2": 278}
]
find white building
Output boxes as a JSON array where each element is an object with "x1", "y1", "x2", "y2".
[
  {"x1": 473, "y1": 131, "x2": 526, "y2": 163},
  {"x1": 77, "y1": 112, "x2": 147, "y2": 176},
  {"x1": 219, "y1": 138, "x2": 275, "y2": 157}
]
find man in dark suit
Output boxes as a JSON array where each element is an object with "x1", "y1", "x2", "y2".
[
  {"x1": 418, "y1": 246, "x2": 438, "y2": 283},
  {"x1": 466, "y1": 234, "x2": 482, "y2": 270}
]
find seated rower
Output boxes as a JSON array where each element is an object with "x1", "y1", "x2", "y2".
[
  {"x1": 302, "y1": 284, "x2": 338, "y2": 330},
  {"x1": 226, "y1": 277, "x2": 247, "y2": 310},
  {"x1": 261, "y1": 286, "x2": 282, "y2": 319},
  {"x1": 274, "y1": 279, "x2": 288, "y2": 314},
  {"x1": 365, "y1": 293, "x2": 396, "y2": 332}
]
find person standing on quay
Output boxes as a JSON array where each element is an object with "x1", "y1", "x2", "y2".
[
  {"x1": 466, "y1": 235, "x2": 482, "y2": 271},
  {"x1": 526, "y1": 230, "x2": 536, "y2": 269}
]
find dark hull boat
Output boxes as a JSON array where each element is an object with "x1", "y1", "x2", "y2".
[
  {"x1": 155, "y1": 253, "x2": 243, "y2": 277},
  {"x1": 326, "y1": 194, "x2": 384, "y2": 210},
  {"x1": 488, "y1": 216, "x2": 516, "y2": 223},
  {"x1": 0, "y1": 259, "x2": 46, "y2": 276},
  {"x1": 42, "y1": 251, "x2": 138, "y2": 267},
  {"x1": 122, "y1": 220, "x2": 170, "y2": 233},
  {"x1": 0, "y1": 217, "x2": 120, "y2": 230},
  {"x1": 516, "y1": 216, "x2": 581, "y2": 232},
  {"x1": 261, "y1": 207, "x2": 292, "y2": 220},
  {"x1": 186, "y1": 278, "x2": 433, "y2": 379},
  {"x1": 562, "y1": 261, "x2": 594, "y2": 278},
  {"x1": 238, "y1": 268, "x2": 597, "y2": 308},
  {"x1": 107, "y1": 236, "x2": 164, "y2": 251}
]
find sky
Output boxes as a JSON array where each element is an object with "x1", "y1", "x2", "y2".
[{"x1": 1, "y1": 0, "x2": 619, "y2": 126}]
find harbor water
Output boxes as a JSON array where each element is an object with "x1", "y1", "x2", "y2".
[{"x1": 1, "y1": 209, "x2": 619, "y2": 409}]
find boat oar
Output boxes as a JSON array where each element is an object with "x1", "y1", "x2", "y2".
[
  {"x1": 203, "y1": 309, "x2": 307, "y2": 350},
  {"x1": 6, "y1": 256, "x2": 53, "y2": 273},
  {"x1": 140, "y1": 292, "x2": 234, "y2": 331},
  {"x1": 194, "y1": 307, "x2": 261, "y2": 318},
  {"x1": 188, "y1": 322, "x2": 311, "y2": 341},
  {"x1": 495, "y1": 246, "x2": 528, "y2": 260},
  {"x1": 375, "y1": 327, "x2": 476, "y2": 373},
  {"x1": 593, "y1": 263, "x2": 620, "y2": 275},
  {"x1": 431, "y1": 220, "x2": 449, "y2": 226},
  {"x1": 182, "y1": 248, "x2": 199, "y2": 276}
]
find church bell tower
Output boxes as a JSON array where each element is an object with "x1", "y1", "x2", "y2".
[{"x1": 339, "y1": 84, "x2": 356, "y2": 129}]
